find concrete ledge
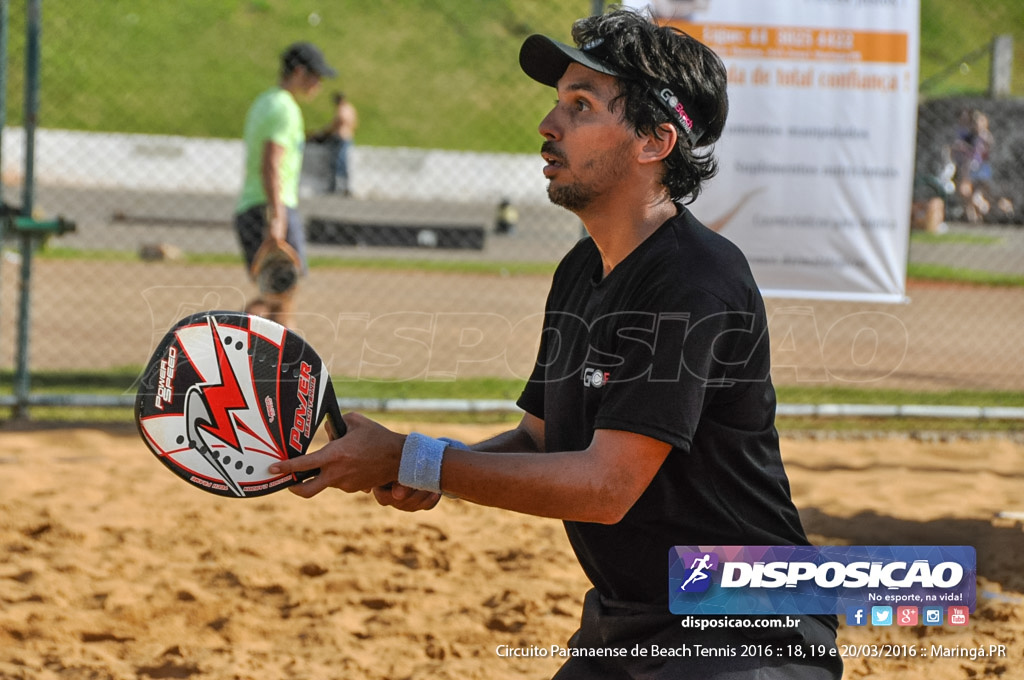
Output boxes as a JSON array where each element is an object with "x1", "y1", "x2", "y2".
[
  {"x1": 1, "y1": 127, "x2": 548, "y2": 205},
  {"x1": 307, "y1": 218, "x2": 486, "y2": 250}
]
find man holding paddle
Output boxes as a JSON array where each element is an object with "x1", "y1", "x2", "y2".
[
  {"x1": 269, "y1": 9, "x2": 841, "y2": 678},
  {"x1": 234, "y1": 42, "x2": 336, "y2": 328}
]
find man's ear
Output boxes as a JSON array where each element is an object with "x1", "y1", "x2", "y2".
[{"x1": 638, "y1": 123, "x2": 678, "y2": 165}]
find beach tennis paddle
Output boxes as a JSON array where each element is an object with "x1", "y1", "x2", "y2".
[
  {"x1": 135, "y1": 310, "x2": 344, "y2": 498},
  {"x1": 251, "y1": 238, "x2": 301, "y2": 297}
]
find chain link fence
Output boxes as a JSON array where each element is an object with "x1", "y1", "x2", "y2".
[{"x1": 0, "y1": 1, "x2": 1021, "y2": 414}]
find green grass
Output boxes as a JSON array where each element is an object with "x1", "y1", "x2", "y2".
[
  {"x1": 906, "y1": 231, "x2": 1024, "y2": 287},
  {"x1": 34, "y1": 246, "x2": 141, "y2": 263},
  {"x1": 2, "y1": 0, "x2": 589, "y2": 152},
  {"x1": 5, "y1": 369, "x2": 1023, "y2": 407},
  {"x1": 774, "y1": 416, "x2": 1021, "y2": 433},
  {"x1": 7, "y1": 370, "x2": 1024, "y2": 406},
  {"x1": 5, "y1": 407, "x2": 1017, "y2": 432},
  {"x1": 0, "y1": 367, "x2": 142, "y2": 395},
  {"x1": 0, "y1": 1, "x2": 1018, "y2": 151},
  {"x1": 774, "y1": 385, "x2": 1024, "y2": 408},
  {"x1": 286, "y1": 255, "x2": 554, "y2": 277},
  {"x1": 33, "y1": 245, "x2": 559, "y2": 277},
  {"x1": 919, "y1": 0, "x2": 1024, "y2": 97},
  {"x1": 0, "y1": 371, "x2": 531, "y2": 403},
  {"x1": 33, "y1": 244, "x2": 1024, "y2": 287},
  {"x1": 909, "y1": 232, "x2": 1002, "y2": 246},
  {"x1": 907, "y1": 263, "x2": 1024, "y2": 287},
  {"x1": 4, "y1": 371, "x2": 1021, "y2": 430}
]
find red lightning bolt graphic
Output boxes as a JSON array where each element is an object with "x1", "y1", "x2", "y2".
[{"x1": 198, "y1": 321, "x2": 248, "y2": 451}]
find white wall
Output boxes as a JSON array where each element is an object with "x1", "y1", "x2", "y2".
[{"x1": 0, "y1": 127, "x2": 549, "y2": 204}]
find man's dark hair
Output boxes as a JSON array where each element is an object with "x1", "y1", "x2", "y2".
[
  {"x1": 571, "y1": 8, "x2": 728, "y2": 203},
  {"x1": 280, "y1": 42, "x2": 336, "y2": 80}
]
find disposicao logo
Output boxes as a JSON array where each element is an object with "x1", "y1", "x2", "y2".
[
  {"x1": 678, "y1": 551, "x2": 719, "y2": 593},
  {"x1": 668, "y1": 546, "x2": 976, "y2": 616}
]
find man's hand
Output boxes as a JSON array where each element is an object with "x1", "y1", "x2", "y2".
[
  {"x1": 372, "y1": 483, "x2": 442, "y2": 512},
  {"x1": 268, "y1": 412, "x2": 404, "y2": 498},
  {"x1": 266, "y1": 215, "x2": 288, "y2": 243}
]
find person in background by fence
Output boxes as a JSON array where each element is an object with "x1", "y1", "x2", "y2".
[
  {"x1": 314, "y1": 91, "x2": 359, "y2": 196},
  {"x1": 494, "y1": 197, "x2": 518, "y2": 235},
  {"x1": 268, "y1": 8, "x2": 842, "y2": 679},
  {"x1": 952, "y1": 108, "x2": 995, "y2": 224},
  {"x1": 234, "y1": 42, "x2": 336, "y2": 327}
]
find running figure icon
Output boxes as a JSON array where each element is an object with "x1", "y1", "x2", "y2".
[{"x1": 681, "y1": 553, "x2": 714, "y2": 591}]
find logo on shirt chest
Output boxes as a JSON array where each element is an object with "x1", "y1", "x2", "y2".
[{"x1": 583, "y1": 367, "x2": 610, "y2": 388}]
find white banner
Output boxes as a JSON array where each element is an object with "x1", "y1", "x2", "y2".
[{"x1": 625, "y1": 0, "x2": 920, "y2": 302}]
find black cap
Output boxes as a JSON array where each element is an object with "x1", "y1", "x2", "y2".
[
  {"x1": 519, "y1": 34, "x2": 624, "y2": 86},
  {"x1": 519, "y1": 34, "x2": 705, "y2": 146},
  {"x1": 282, "y1": 42, "x2": 337, "y2": 78}
]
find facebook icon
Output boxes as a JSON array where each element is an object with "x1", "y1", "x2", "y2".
[{"x1": 846, "y1": 606, "x2": 867, "y2": 626}]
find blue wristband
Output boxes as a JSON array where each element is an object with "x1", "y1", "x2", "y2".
[
  {"x1": 398, "y1": 432, "x2": 446, "y2": 493},
  {"x1": 438, "y1": 437, "x2": 469, "y2": 450}
]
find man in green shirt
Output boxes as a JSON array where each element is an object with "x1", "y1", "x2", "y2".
[{"x1": 235, "y1": 42, "x2": 336, "y2": 327}]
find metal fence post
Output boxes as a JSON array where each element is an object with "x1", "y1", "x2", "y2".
[
  {"x1": 0, "y1": 0, "x2": 7, "y2": 367},
  {"x1": 990, "y1": 34, "x2": 1014, "y2": 98},
  {"x1": 13, "y1": 0, "x2": 41, "y2": 419},
  {"x1": 0, "y1": 0, "x2": 5, "y2": 179}
]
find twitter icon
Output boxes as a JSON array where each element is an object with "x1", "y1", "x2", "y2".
[{"x1": 871, "y1": 606, "x2": 893, "y2": 626}]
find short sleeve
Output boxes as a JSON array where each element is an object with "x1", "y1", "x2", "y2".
[{"x1": 253, "y1": 95, "x2": 294, "y2": 147}]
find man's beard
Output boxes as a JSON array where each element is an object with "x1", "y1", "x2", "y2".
[
  {"x1": 541, "y1": 141, "x2": 596, "y2": 212},
  {"x1": 548, "y1": 180, "x2": 596, "y2": 212},
  {"x1": 543, "y1": 138, "x2": 634, "y2": 213}
]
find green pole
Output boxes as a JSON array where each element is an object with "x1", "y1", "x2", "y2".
[
  {"x1": 21, "y1": 0, "x2": 37, "y2": 217},
  {"x1": 13, "y1": 0, "x2": 40, "y2": 419},
  {"x1": 0, "y1": 0, "x2": 7, "y2": 189},
  {"x1": 0, "y1": 0, "x2": 7, "y2": 381}
]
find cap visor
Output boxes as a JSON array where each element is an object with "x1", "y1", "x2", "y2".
[{"x1": 519, "y1": 34, "x2": 621, "y2": 87}]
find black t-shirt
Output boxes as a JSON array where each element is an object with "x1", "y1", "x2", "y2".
[{"x1": 517, "y1": 208, "x2": 810, "y2": 604}]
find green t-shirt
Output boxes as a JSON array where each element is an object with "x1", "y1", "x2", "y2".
[{"x1": 237, "y1": 87, "x2": 305, "y2": 213}]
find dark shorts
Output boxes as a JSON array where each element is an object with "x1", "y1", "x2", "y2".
[
  {"x1": 234, "y1": 204, "x2": 308, "y2": 275},
  {"x1": 552, "y1": 589, "x2": 843, "y2": 680}
]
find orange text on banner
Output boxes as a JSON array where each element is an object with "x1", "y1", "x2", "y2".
[{"x1": 664, "y1": 22, "x2": 908, "y2": 64}]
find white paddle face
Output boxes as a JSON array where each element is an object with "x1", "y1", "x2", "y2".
[{"x1": 136, "y1": 311, "x2": 344, "y2": 498}]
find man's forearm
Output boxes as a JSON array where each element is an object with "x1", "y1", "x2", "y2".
[
  {"x1": 439, "y1": 447, "x2": 624, "y2": 524},
  {"x1": 261, "y1": 141, "x2": 286, "y2": 240},
  {"x1": 467, "y1": 421, "x2": 543, "y2": 454},
  {"x1": 435, "y1": 423, "x2": 668, "y2": 525}
]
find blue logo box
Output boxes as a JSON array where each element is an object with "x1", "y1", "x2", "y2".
[{"x1": 669, "y1": 546, "x2": 976, "y2": 615}]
